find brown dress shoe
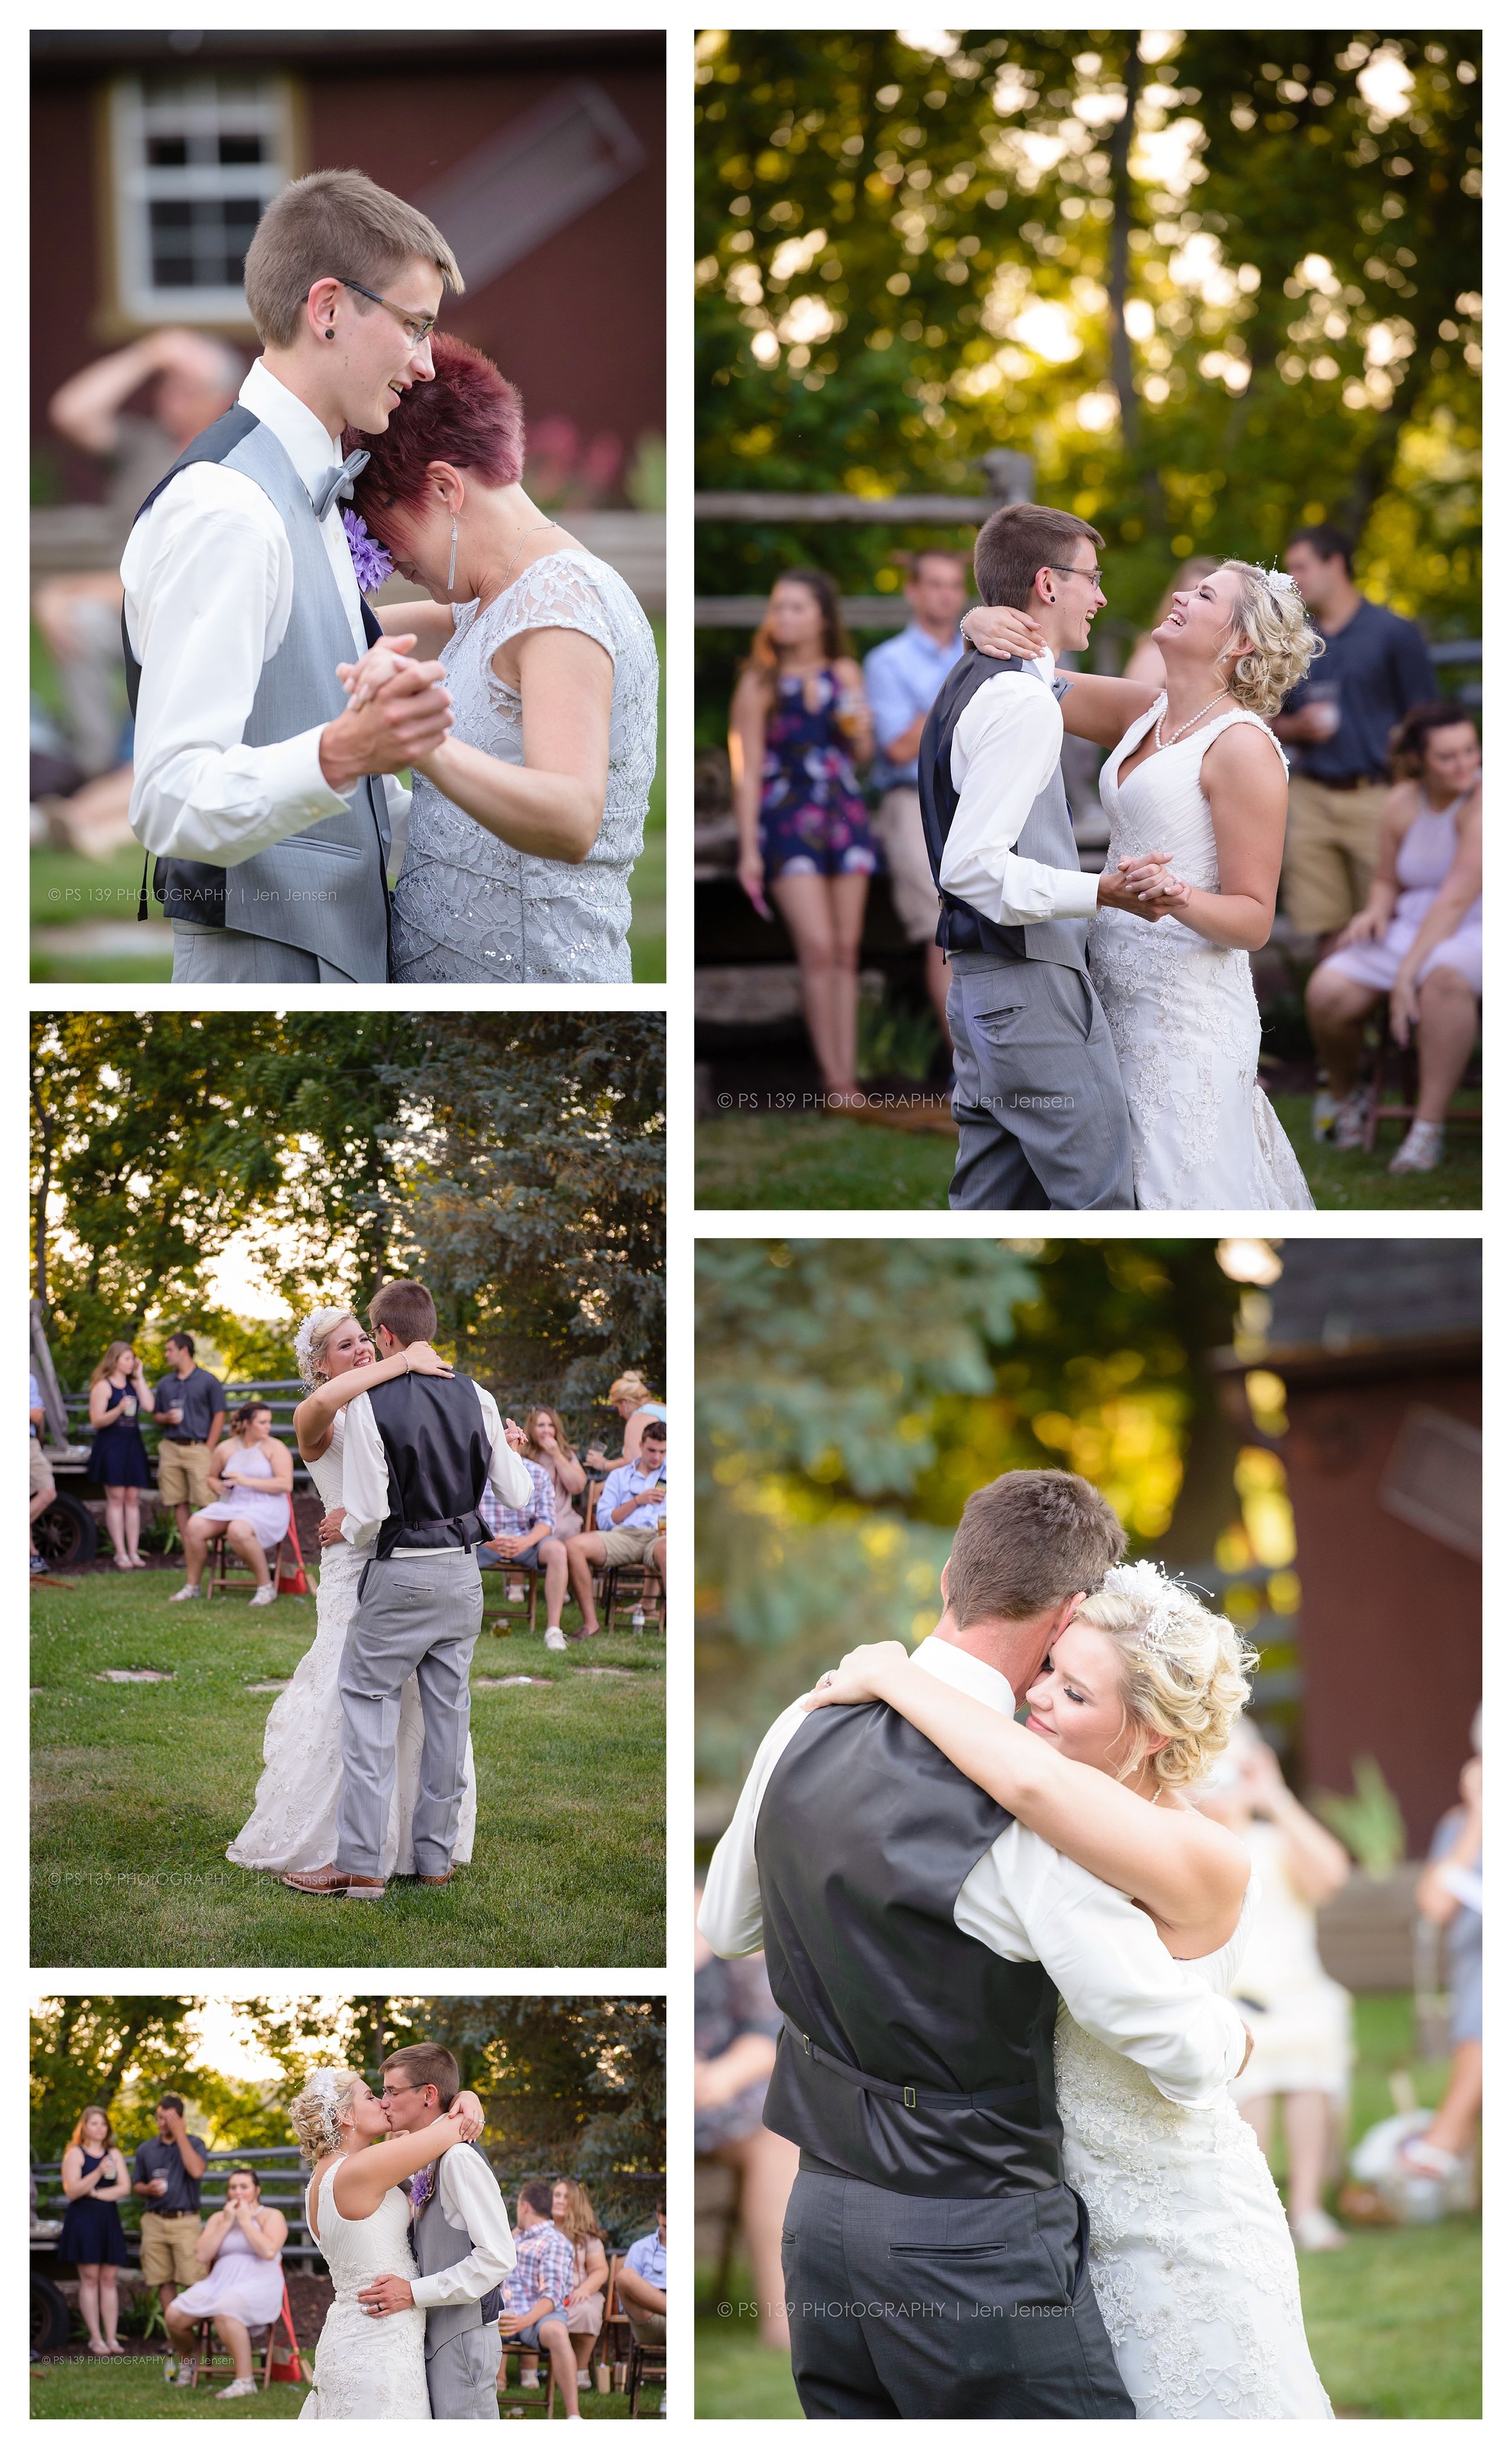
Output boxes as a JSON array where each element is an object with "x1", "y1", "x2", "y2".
[
  {"x1": 345, "y1": 1875, "x2": 386, "y2": 1902},
  {"x1": 415, "y1": 1869, "x2": 454, "y2": 1886},
  {"x1": 282, "y1": 1865, "x2": 350, "y2": 1897}
]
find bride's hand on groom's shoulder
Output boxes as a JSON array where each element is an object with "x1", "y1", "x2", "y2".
[
  {"x1": 961, "y1": 604, "x2": 1048, "y2": 662},
  {"x1": 402, "y1": 1342, "x2": 454, "y2": 1380},
  {"x1": 337, "y1": 637, "x2": 419, "y2": 712},
  {"x1": 803, "y1": 1639, "x2": 911, "y2": 1711},
  {"x1": 448, "y1": 2091, "x2": 486, "y2": 2142}
]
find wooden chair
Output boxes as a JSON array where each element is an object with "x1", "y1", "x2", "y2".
[
  {"x1": 1362, "y1": 1029, "x2": 1481, "y2": 1154},
  {"x1": 207, "y1": 1525, "x2": 288, "y2": 1600},
  {"x1": 602, "y1": 1553, "x2": 665, "y2": 1636},
  {"x1": 483, "y1": 1557, "x2": 542, "y2": 1637},
  {"x1": 191, "y1": 2281, "x2": 302, "y2": 2390},
  {"x1": 600, "y1": 2254, "x2": 634, "y2": 2381},
  {"x1": 495, "y1": 2335, "x2": 556, "y2": 2416},
  {"x1": 627, "y1": 2318, "x2": 666, "y2": 2418}
]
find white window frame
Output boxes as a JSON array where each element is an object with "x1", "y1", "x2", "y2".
[{"x1": 109, "y1": 73, "x2": 295, "y2": 327}]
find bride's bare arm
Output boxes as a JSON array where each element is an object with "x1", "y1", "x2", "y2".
[
  {"x1": 957, "y1": 606, "x2": 1159, "y2": 748},
  {"x1": 804, "y1": 1643, "x2": 1248, "y2": 1932},
  {"x1": 1162, "y1": 723, "x2": 1289, "y2": 951},
  {"x1": 411, "y1": 626, "x2": 613, "y2": 864},
  {"x1": 331, "y1": 2108, "x2": 472, "y2": 2222},
  {"x1": 293, "y1": 1343, "x2": 453, "y2": 1461}
]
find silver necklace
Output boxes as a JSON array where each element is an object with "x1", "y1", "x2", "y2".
[
  {"x1": 501, "y1": 520, "x2": 562, "y2": 589},
  {"x1": 1156, "y1": 688, "x2": 1234, "y2": 749}
]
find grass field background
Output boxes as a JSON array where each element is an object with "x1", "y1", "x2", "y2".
[
  {"x1": 694, "y1": 1089, "x2": 1481, "y2": 1212},
  {"x1": 694, "y1": 1994, "x2": 1480, "y2": 2421},
  {"x1": 29, "y1": 2361, "x2": 639, "y2": 2420},
  {"x1": 31, "y1": 1569, "x2": 663, "y2": 1968}
]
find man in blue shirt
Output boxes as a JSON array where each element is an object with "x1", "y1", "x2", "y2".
[
  {"x1": 1273, "y1": 523, "x2": 1438, "y2": 945},
  {"x1": 619, "y1": 2196, "x2": 666, "y2": 2409},
  {"x1": 564, "y1": 1420, "x2": 666, "y2": 1638},
  {"x1": 862, "y1": 551, "x2": 967, "y2": 1033}
]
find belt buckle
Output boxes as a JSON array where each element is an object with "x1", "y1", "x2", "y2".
[{"x1": 903, "y1": 2085, "x2": 916, "y2": 2110}]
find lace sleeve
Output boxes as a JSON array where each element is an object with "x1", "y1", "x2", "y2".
[{"x1": 483, "y1": 557, "x2": 619, "y2": 671}]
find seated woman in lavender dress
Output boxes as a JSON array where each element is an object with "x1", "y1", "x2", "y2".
[
  {"x1": 337, "y1": 334, "x2": 658, "y2": 986},
  {"x1": 162, "y1": 2167, "x2": 288, "y2": 2401},
  {"x1": 1306, "y1": 701, "x2": 1481, "y2": 1176},
  {"x1": 175, "y1": 1401, "x2": 293, "y2": 1607}
]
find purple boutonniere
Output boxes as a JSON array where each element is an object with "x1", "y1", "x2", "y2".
[{"x1": 342, "y1": 508, "x2": 394, "y2": 593}]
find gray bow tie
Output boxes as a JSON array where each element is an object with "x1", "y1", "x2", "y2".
[{"x1": 311, "y1": 449, "x2": 370, "y2": 521}]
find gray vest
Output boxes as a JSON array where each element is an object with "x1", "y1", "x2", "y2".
[
  {"x1": 125, "y1": 405, "x2": 392, "y2": 981},
  {"x1": 413, "y1": 2144, "x2": 504, "y2": 2354},
  {"x1": 917, "y1": 648, "x2": 1089, "y2": 973}
]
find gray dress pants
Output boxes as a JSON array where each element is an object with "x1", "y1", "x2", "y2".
[
  {"x1": 946, "y1": 957, "x2": 1135, "y2": 1210},
  {"x1": 426, "y1": 2324, "x2": 501, "y2": 2418},
  {"x1": 335, "y1": 1552, "x2": 483, "y2": 1879},
  {"x1": 781, "y1": 2165, "x2": 1134, "y2": 2419},
  {"x1": 171, "y1": 921, "x2": 363, "y2": 983}
]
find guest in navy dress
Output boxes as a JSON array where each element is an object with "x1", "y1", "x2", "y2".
[
  {"x1": 86, "y1": 1341, "x2": 157, "y2": 1570},
  {"x1": 730, "y1": 570, "x2": 877, "y2": 1101},
  {"x1": 59, "y1": 2107, "x2": 132, "y2": 2354}
]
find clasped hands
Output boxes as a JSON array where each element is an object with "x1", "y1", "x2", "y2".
[{"x1": 321, "y1": 634, "x2": 453, "y2": 792}]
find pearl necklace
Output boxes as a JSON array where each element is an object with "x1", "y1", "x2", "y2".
[{"x1": 1155, "y1": 688, "x2": 1234, "y2": 749}]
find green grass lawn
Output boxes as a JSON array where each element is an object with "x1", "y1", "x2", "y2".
[
  {"x1": 30, "y1": 2360, "x2": 638, "y2": 2420},
  {"x1": 696, "y1": 1093, "x2": 1480, "y2": 1211},
  {"x1": 695, "y1": 1991, "x2": 1480, "y2": 2420},
  {"x1": 31, "y1": 1570, "x2": 664, "y2": 1969}
]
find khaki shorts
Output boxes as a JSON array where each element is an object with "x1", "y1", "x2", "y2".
[
  {"x1": 1280, "y1": 776, "x2": 1389, "y2": 937},
  {"x1": 598, "y1": 1524, "x2": 663, "y2": 1567},
  {"x1": 873, "y1": 784, "x2": 942, "y2": 942},
  {"x1": 30, "y1": 1443, "x2": 55, "y2": 1501},
  {"x1": 155, "y1": 1441, "x2": 216, "y2": 1510},
  {"x1": 140, "y1": 2211, "x2": 204, "y2": 2289}
]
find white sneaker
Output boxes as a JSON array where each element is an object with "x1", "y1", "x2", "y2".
[
  {"x1": 1311, "y1": 1089, "x2": 1342, "y2": 1143},
  {"x1": 168, "y1": 1583, "x2": 204, "y2": 1602},
  {"x1": 216, "y1": 2375, "x2": 259, "y2": 2398},
  {"x1": 544, "y1": 1628, "x2": 567, "y2": 1651},
  {"x1": 1290, "y1": 2206, "x2": 1347, "y2": 2251},
  {"x1": 1389, "y1": 1118, "x2": 1445, "y2": 1173},
  {"x1": 249, "y1": 1583, "x2": 278, "y2": 1605},
  {"x1": 1331, "y1": 1088, "x2": 1374, "y2": 1150}
]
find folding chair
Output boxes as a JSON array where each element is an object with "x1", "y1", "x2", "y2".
[
  {"x1": 191, "y1": 2278, "x2": 302, "y2": 2389},
  {"x1": 207, "y1": 1525, "x2": 288, "y2": 1599},
  {"x1": 1363, "y1": 1031, "x2": 1481, "y2": 1154}
]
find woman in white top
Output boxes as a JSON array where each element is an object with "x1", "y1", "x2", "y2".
[
  {"x1": 963, "y1": 562, "x2": 1321, "y2": 1209},
  {"x1": 226, "y1": 1309, "x2": 476, "y2": 1879},
  {"x1": 807, "y1": 1562, "x2": 1333, "y2": 2421},
  {"x1": 340, "y1": 333, "x2": 659, "y2": 985},
  {"x1": 178, "y1": 1402, "x2": 295, "y2": 1606}
]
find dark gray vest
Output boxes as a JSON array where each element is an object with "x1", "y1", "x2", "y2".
[
  {"x1": 125, "y1": 402, "x2": 393, "y2": 979},
  {"x1": 365, "y1": 1374, "x2": 491, "y2": 1559},
  {"x1": 413, "y1": 2141, "x2": 503, "y2": 2353},
  {"x1": 918, "y1": 647, "x2": 1089, "y2": 971},
  {"x1": 755, "y1": 1701, "x2": 1066, "y2": 2197}
]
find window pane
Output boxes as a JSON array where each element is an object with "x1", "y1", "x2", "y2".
[
  {"x1": 147, "y1": 135, "x2": 188, "y2": 168},
  {"x1": 218, "y1": 134, "x2": 264, "y2": 166}
]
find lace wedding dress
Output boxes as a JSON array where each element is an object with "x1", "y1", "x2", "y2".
[
  {"x1": 1055, "y1": 1882, "x2": 1333, "y2": 2419},
  {"x1": 299, "y1": 2162, "x2": 431, "y2": 2420},
  {"x1": 226, "y1": 1413, "x2": 477, "y2": 1876},
  {"x1": 1088, "y1": 700, "x2": 1314, "y2": 1210},
  {"x1": 390, "y1": 549, "x2": 659, "y2": 984}
]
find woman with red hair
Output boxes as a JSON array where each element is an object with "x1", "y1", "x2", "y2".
[{"x1": 341, "y1": 334, "x2": 657, "y2": 982}]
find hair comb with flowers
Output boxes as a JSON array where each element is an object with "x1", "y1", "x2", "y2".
[{"x1": 1260, "y1": 564, "x2": 1303, "y2": 605}]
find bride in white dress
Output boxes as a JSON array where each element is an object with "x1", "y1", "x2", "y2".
[
  {"x1": 339, "y1": 332, "x2": 658, "y2": 985},
  {"x1": 963, "y1": 561, "x2": 1319, "y2": 1208},
  {"x1": 808, "y1": 1562, "x2": 1334, "y2": 2420},
  {"x1": 290, "y1": 2066, "x2": 483, "y2": 2419},
  {"x1": 226, "y1": 1307, "x2": 477, "y2": 1880}
]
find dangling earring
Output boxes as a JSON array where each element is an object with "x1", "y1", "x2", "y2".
[{"x1": 446, "y1": 519, "x2": 457, "y2": 593}]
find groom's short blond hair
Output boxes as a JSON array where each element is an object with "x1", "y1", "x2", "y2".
[
  {"x1": 244, "y1": 168, "x2": 463, "y2": 347},
  {"x1": 949, "y1": 1469, "x2": 1126, "y2": 1625},
  {"x1": 380, "y1": 2044, "x2": 461, "y2": 2108}
]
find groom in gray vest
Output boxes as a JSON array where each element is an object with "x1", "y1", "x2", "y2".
[
  {"x1": 122, "y1": 170, "x2": 463, "y2": 982},
  {"x1": 283, "y1": 1279, "x2": 533, "y2": 1901},
  {"x1": 358, "y1": 2043, "x2": 516, "y2": 2419},
  {"x1": 919, "y1": 504, "x2": 1161, "y2": 1208},
  {"x1": 700, "y1": 1467, "x2": 1251, "y2": 2420}
]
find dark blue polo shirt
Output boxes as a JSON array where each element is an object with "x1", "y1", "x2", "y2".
[
  {"x1": 1281, "y1": 598, "x2": 1438, "y2": 781},
  {"x1": 151, "y1": 1365, "x2": 226, "y2": 1445}
]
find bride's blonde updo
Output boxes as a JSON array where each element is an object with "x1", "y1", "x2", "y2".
[
  {"x1": 1078, "y1": 1560, "x2": 1256, "y2": 1793},
  {"x1": 1216, "y1": 562, "x2": 1325, "y2": 716},
  {"x1": 295, "y1": 1306, "x2": 360, "y2": 1391},
  {"x1": 290, "y1": 2066, "x2": 362, "y2": 2161}
]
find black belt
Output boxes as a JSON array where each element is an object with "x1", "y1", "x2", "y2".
[
  {"x1": 1306, "y1": 772, "x2": 1384, "y2": 791},
  {"x1": 160, "y1": 1436, "x2": 206, "y2": 1446},
  {"x1": 786, "y1": 2021, "x2": 1038, "y2": 2113}
]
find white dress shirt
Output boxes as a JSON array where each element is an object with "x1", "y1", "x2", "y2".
[
  {"x1": 122, "y1": 357, "x2": 408, "y2": 868},
  {"x1": 408, "y1": 2146, "x2": 517, "y2": 2312},
  {"x1": 339, "y1": 1377, "x2": 534, "y2": 1553},
  {"x1": 937, "y1": 653, "x2": 1100, "y2": 930},
  {"x1": 699, "y1": 1634, "x2": 1246, "y2": 2110}
]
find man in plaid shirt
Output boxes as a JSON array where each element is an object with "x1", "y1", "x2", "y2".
[
  {"x1": 499, "y1": 2179, "x2": 581, "y2": 2413},
  {"x1": 478, "y1": 1450, "x2": 558, "y2": 1637}
]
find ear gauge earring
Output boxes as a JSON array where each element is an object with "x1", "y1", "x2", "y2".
[
  {"x1": 325, "y1": 327, "x2": 335, "y2": 339},
  {"x1": 446, "y1": 520, "x2": 458, "y2": 593}
]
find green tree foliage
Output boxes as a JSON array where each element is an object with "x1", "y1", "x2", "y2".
[
  {"x1": 30, "y1": 1997, "x2": 202, "y2": 2160},
  {"x1": 696, "y1": 1238, "x2": 1244, "y2": 1793},
  {"x1": 31, "y1": 1014, "x2": 665, "y2": 1410},
  {"x1": 694, "y1": 28, "x2": 1480, "y2": 713}
]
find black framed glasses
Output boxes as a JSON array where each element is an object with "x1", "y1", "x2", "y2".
[
  {"x1": 1046, "y1": 561, "x2": 1105, "y2": 589},
  {"x1": 337, "y1": 278, "x2": 437, "y2": 345}
]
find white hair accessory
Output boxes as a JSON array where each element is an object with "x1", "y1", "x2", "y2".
[
  {"x1": 307, "y1": 2067, "x2": 342, "y2": 2102},
  {"x1": 1260, "y1": 564, "x2": 1303, "y2": 605},
  {"x1": 1099, "y1": 1559, "x2": 1216, "y2": 1672}
]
